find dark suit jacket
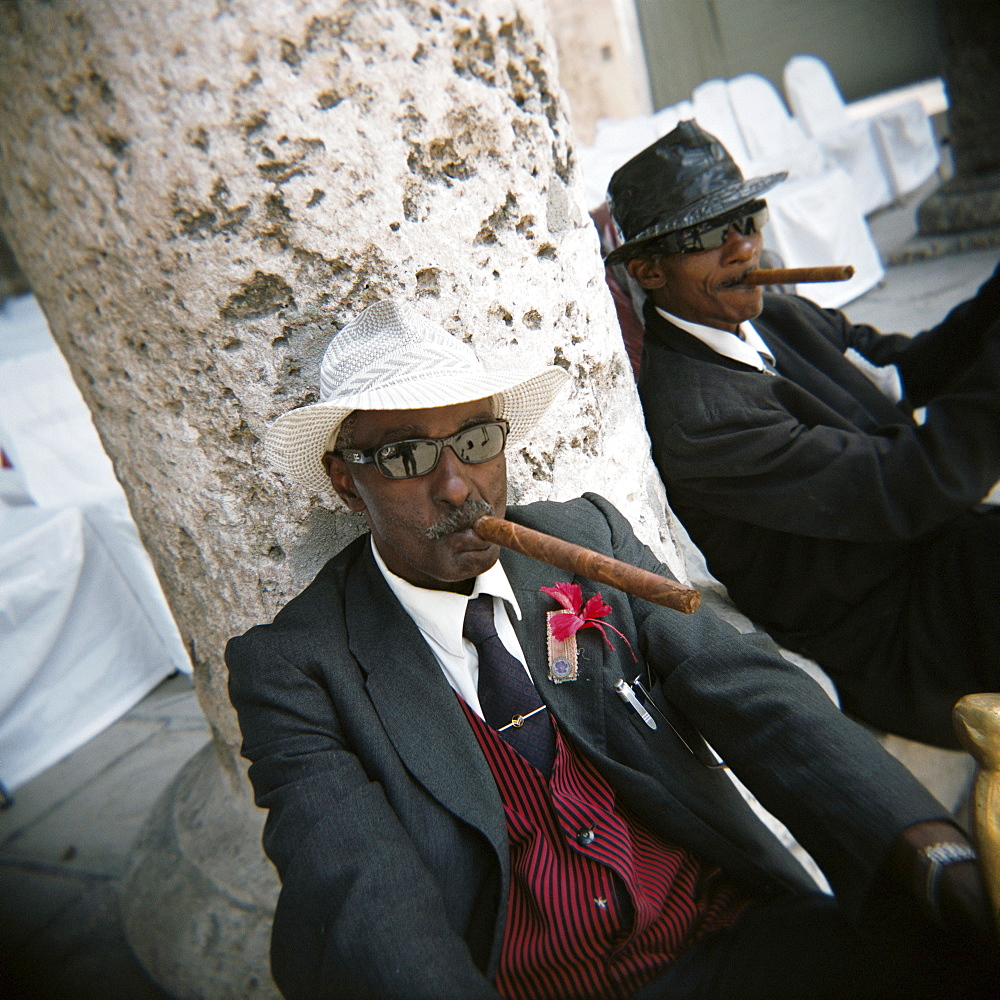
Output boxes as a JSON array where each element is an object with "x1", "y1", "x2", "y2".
[
  {"x1": 226, "y1": 494, "x2": 945, "y2": 1000},
  {"x1": 638, "y1": 271, "x2": 1000, "y2": 684}
]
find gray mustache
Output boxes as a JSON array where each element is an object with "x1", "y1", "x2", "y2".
[{"x1": 425, "y1": 499, "x2": 495, "y2": 539}]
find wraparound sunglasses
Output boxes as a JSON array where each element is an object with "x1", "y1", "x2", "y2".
[
  {"x1": 658, "y1": 200, "x2": 769, "y2": 255},
  {"x1": 336, "y1": 420, "x2": 509, "y2": 479}
]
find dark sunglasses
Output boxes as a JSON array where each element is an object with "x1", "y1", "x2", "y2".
[
  {"x1": 658, "y1": 201, "x2": 769, "y2": 255},
  {"x1": 336, "y1": 420, "x2": 509, "y2": 479}
]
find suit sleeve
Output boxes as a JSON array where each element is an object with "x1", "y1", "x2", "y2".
[
  {"x1": 226, "y1": 635, "x2": 503, "y2": 1000},
  {"x1": 644, "y1": 313, "x2": 1000, "y2": 543},
  {"x1": 580, "y1": 493, "x2": 950, "y2": 922},
  {"x1": 847, "y1": 260, "x2": 1000, "y2": 405}
]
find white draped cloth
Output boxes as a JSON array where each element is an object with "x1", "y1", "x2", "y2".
[{"x1": 0, "y1": 295, "x2": 188, "y2": 793}]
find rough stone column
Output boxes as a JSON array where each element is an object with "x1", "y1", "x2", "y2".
[
  {"x1": 0, "y1": 231, "x2": 29, "y2": 300},
  {"x1": 0, "y1": 2, "x2": 680, "y2": 995},
  {"x1": 918, "y1": 1, "x2": 1000, "y2": 238}
]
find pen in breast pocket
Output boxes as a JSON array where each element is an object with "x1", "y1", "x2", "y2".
[
  {"x1": 614, "y1": 679, "x2": 657, "y2": 729},
  {"x1": 630, "y1": 676, "x2": 727, "y2": 768}
]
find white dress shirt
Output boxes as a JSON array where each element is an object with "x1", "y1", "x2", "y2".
[
  {"x1": 656, "y1": 306, "x2": 776, "y2": 373},
  {"x1": 371, "y1": 539, "x2": 529, "y2": 719}
]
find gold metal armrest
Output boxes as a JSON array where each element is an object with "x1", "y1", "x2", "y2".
[{"x1": 953, "y1": 693, "x2": 1000, "y2": 935}]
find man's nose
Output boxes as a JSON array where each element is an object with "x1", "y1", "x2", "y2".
[
  {"x1": 432, "y1": 444, "x2": 474, "y2": 505},
  {"x1": 719, "y1": 226, "x2": 758, "y2": 264}
]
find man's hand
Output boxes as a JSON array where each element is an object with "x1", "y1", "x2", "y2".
[{"x1": 887, "y1": 820, "x2": 997, "y2": 945}]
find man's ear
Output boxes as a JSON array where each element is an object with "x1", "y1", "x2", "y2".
[
  {"x1": 323, "y1": 452, "x2": 367, "y2": 513},
  {"x1": 626, "y1": 257, "x2": 668, "y2": 291}
]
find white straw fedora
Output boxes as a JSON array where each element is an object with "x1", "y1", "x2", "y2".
[{"x1": 265, "y1": 298, "x2": 571, "y2": 491}]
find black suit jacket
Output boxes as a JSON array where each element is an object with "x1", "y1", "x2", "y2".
[
  {"x1": 638, "y1": 271, "x2": 1000, "y2": 666},
  {"x1": 227, "y1": 494, "x2": 946, "y2": 1000}
]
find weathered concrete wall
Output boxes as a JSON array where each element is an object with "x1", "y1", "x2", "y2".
[
  {"x1": 0, "y1": 0, "x2": 682, "y2": 755},
  {"x1": 544, "y1": 0, "x2": 652, "y2": 143}
]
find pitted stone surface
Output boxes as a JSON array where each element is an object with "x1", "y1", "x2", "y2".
[{"x1": 0, "y1": 0, "x2": 682, "y2": 755}]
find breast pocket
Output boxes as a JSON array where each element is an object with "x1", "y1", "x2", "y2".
[{"x1": 618, "y1": 669, "x2": 726, "y2": 770}]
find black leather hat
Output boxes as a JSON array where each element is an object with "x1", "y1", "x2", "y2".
[{"x1": 604, "y1": 120, "x2": 786, "y2": 266}]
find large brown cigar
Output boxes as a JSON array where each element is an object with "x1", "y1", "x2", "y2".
[
  {"x1": 473, "y1": 515, "x2": 701, "y2": 613},
  {"x1": 743, "y1": 265, "x2": 855, "y2": 285}
]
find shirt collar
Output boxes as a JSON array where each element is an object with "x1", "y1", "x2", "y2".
[
  {"x1": 370, "y1": 537, "x2": 523, "y2": 659},
  {"x1": 656, "y1": 306, "x2": 775, "y2": 371}
]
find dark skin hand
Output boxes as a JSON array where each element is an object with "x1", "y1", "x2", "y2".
[{"x1": 886, "y1": 820, "x2": 998, "y2": 946}]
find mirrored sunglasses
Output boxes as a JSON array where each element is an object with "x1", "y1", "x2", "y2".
[
  {"x1": 337, "y1": 420, "x2": 509, "y2": 479},
  {"x1": 659, "y1": 201, "x2": 769, "y2": 255}
]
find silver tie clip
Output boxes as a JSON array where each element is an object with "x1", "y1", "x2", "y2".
[{"x1": 614, "y1": 679, "x2": 657, "y2": 729}]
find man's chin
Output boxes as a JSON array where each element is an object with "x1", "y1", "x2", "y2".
[
  {"x1": 446, "y1": 534, "x2": 501, "y2": 573},
  {"x1": 418, "y1": 539, "x2": 501, "y2": 593},
  {"x1": 723, "y1": 285, "x2": 764, "y2": 320}
]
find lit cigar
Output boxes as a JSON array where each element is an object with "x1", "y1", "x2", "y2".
[
  {"x1": 473, "y1": 515, "x2": 701, "y2": 614},
  {"x1": 743, "y1": 265, "x2": 855, "y2": 285}
]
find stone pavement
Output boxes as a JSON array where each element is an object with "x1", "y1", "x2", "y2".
[
  {"x1": 0, "y1": 194, "x2": 997, "y2": 999},
  {"x1": 849, "y1": 242, "x2": 998, "y2": 333},
  {"x1": 0, "y1": 673, "x2": 210, "y2": 999}
]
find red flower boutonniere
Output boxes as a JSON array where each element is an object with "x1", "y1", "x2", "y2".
[{"x1": 540, "y1": 582, "x2": 637, "y2": 661}]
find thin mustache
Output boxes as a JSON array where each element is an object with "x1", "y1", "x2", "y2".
[
  {"x1": 721, "y1": 268, "x2": 754, "y2": 288},
  {"x1": 425, "y1": 499, "x2": 495, "y2": 539}
]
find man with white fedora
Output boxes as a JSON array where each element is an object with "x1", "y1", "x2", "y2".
[
  {"x1": 226, "y1": 297, "x2": 995, "y2": 1000},
  {"x1": 607, "y1": 119, "x2": 1000, "y2": 751}
]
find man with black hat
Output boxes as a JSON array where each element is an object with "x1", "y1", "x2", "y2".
[
  {"x1": 606, "y1": 120, "x2": 1000, "y2": 751},
  {"x1": 227, "y1": 298, "x2": 996, "y2": 1000}
]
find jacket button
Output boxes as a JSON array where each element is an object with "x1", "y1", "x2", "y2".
[{"x1": 575, "y1": 827, "x2": 595, "y2": 846}]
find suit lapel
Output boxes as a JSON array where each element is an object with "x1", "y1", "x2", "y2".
[
  {"x1": 342, "y1": 531, "x2": 673, "y2": 859},
  {"x1": 761, "y1": 325, "x2": 909, "y2": 427},
  {"x1": 345, "y1": 546, "x2": 507, "y2": 860}
]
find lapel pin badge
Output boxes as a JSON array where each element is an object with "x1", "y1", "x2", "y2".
[
  {"x1": 540, "y1": 582, "x2": 637, "y2": 687},
  {"x1": 546, "y1": 611, "x2": 579, "y2": 683}
]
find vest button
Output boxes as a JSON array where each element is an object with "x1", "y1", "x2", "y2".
[{"x1": 575, "y1": 827, "x2": 595, "y2": 846}]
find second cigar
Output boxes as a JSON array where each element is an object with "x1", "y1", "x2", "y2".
[
  {"x1": 473, "y1": 515, "x2": 701, "y2": 614},
  {"x1": 743, "y1": 265, "x2": 855, "y2": 285}
]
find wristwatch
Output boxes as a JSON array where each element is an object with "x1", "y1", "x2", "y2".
[{"x1": 923, "y1": 841, "x2": 978, "y2": 922}]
